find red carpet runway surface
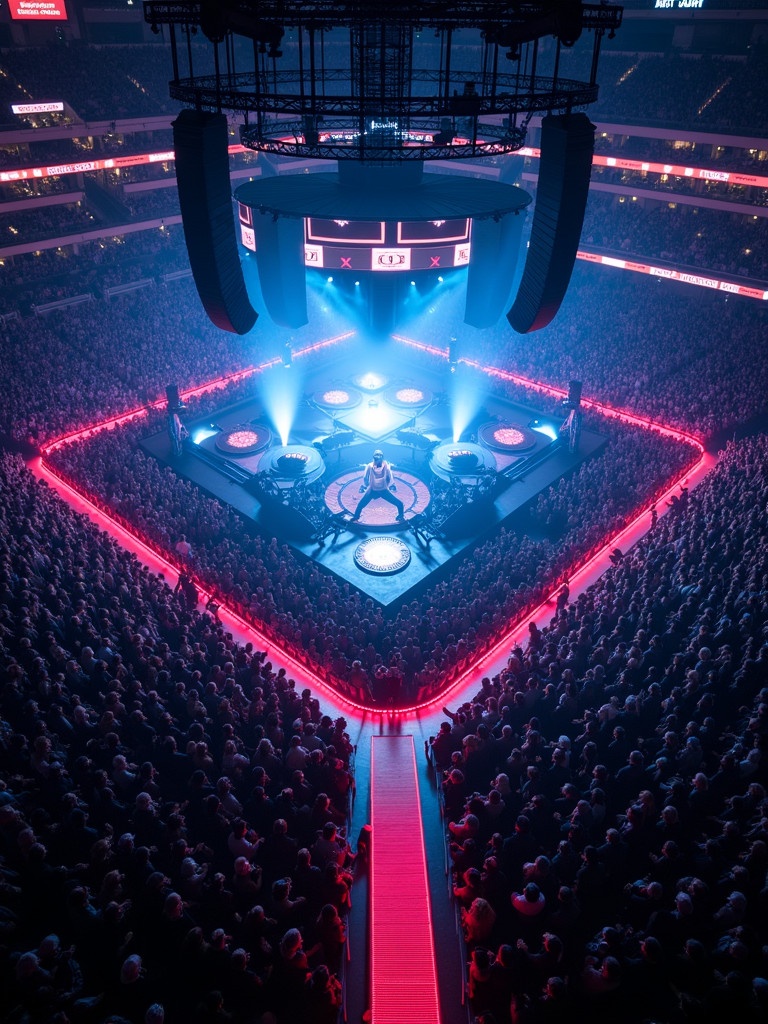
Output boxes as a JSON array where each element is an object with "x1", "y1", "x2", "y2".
[{"x1": 370, "y1": 735, "x2": 441, "y2": 1024}]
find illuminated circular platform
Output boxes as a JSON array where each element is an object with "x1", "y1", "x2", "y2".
[
  {"x1": 215, "y1": 424, "x2": 272, "y2": 455},
  {"x1": 354, "y1": 536, "x2": 411, "y2": 576},
  {"x1": 261, "y1": 445, "x2": 326, "y2": 484},
  {"x1": 384, "y1": 385, "x2": 433, "y2": 409},
  {"x1": 324, "y1": 469, "x2": 430, "y2": 526},
  {"x1": 313, "y1": 387, "x2": 363, "y2": 411},
  {"x1": 430, "y1": 441, "x2": 497, "y2": 483},
  {"x1": 479, "y1": 421, "x2": 539, "y2": 454}
]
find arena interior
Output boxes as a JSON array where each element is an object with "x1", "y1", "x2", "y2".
[{"x1": 1, "y1": 2, "x2": 768, "y2": 1024}]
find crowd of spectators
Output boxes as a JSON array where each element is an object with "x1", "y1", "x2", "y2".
[
  {"x1": 435, "y1": 431, "x2": 768, "y2": 1024},
  {"x1": 3, "y1": 179, "x2": 74, "y2": 202},
  {"x1": 429, "y1": 265, "x2": 768, "y2": 442},
  {"x1": 0, "y1": 447, "x2": 354, "y2": 1024},
  {"x1": 581, "y1": 194, "x2": 768, "y2": 281},
  {"x1": 589, "y1": 167, "x2": 768, "y2": 211},
  {"x1": 3, "y1": 202, "x2": 101, "y2": 247},
  {"x1": 560, "y1": 49, "x2": 768, "y2": 135},
  {"x1": 0, "y1": 45, "x2": 190, "y2": 121},
  {"x1": 124, "y1": 191, "x2": 181, "y2": 222},
  {"x1": 0, "y1": 280, "x2": 258, "y2": 445},
  {"x1": 0, "y1": 232, "x2": 189, "y2": 312}
]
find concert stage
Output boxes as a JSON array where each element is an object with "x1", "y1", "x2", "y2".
[{"x1": 141, "y1": 353, "x2": 606, "y2": 606}]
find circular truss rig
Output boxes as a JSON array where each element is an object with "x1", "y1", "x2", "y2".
[{"x1": 144, "y1": 1, "x2": 623, "y2": 162}]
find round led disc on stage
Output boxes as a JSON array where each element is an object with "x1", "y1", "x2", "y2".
[
  {"x1": 313, "y1": 387, "x2": 362, "y2": 411},
  {"x1": 215, "y1": 424, "x2": 272, "y2": 455},
  {"x1": 324, "y1": 467, "x2": 430, "y2": 525},
  {"x1": 479, "y1": 421, "x2": 538, "y2": 453},
  {"x1": 354, "y1": 536, "x2": 411, "y2": 575},
  {"x1": 385, "y1": 384, "x2": 433, "y2": 409}
]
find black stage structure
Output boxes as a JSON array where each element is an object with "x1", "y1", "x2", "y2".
[
  {"x1": 144, "y1": 1, "x2": 623, "y2": 336},
  {"x1": 141, "y1": 352, "x2": 607, "y2": 607}
]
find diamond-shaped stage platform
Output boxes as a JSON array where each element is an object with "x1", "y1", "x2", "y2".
[{"x1": 140, "y1": 352, "x2": 606, "y2": 607}]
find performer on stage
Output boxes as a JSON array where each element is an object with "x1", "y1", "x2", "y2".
[{"x1": 351, "y1": 449, "x2": 405, "y2": 523}]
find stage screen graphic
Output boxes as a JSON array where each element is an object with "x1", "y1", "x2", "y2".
[
  {"x1": 306, "y1": 219, "x2": 386, "y2": 244},
  {"x1": 398, "y1": 219, "x2": 470, "y2": 244},
  {"x1": 237, "y1": 204, "x2": 474, "y2": 273},
  {"x1": 301, "y1": 216, "x2": 471, "y2": 272}
]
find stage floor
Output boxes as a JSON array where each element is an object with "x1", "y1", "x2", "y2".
[{"x1": 140, "y1": 353, "x2": 607, "y2": 607}]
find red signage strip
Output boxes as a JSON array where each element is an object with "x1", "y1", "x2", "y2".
[
  {"x1": 519, "y1": 146, "x2": 768, "y2": 188},
  {"x1": 9, "y1": 0, "x2": 67, "y2": 19},
  {"x1": 0, "y1": 145, "x2": 247, "y2": 184},
  {"x1": 591, "y1": 153, "x2": 768, "y2": 189},
  {"x1": 577, "y1": 249, "x2": 768, "y2": 300},
  {"x1": 2, "y1": 142, "x2": 766, "y2": 190}
]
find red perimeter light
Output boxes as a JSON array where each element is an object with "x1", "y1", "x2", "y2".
[{"x1": 38, "y1": 328, "x2": 713, "y2": 720}]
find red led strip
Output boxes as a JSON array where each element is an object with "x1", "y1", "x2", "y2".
[
  {"x1": 4, "y1": 141, "x2": 765, "y2": 191},
  {"x1": 576, "y1": 250, "x2": 767, "y2": 301}
]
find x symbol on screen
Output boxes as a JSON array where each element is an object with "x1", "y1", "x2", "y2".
[
  {"x1": 430, "y1": 256, "x2": 441, "y2": 268},
  {"x1": 340, "y1": 256, "x2": 352, "y2": 269}
]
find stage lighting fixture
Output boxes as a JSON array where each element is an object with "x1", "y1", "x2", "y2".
[{"x1": 327, "y1": 276, "x2": 334, "y2": 284}]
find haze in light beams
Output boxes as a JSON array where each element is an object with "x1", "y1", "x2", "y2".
[{"x1": 258, "y1": 361, "x2": 304, "y2": 445}]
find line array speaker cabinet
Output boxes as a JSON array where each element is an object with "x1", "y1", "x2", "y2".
[
  {"x1": 172, "y1": 109, "x2": 258, "y2": 335},
  {"x1": 507, "y1": 113, "x2": 595, "y2": 334}
]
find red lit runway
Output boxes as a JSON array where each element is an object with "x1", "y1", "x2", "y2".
[{"x1": 370, "y1": 735, "x2": 441, "y2": 1024}]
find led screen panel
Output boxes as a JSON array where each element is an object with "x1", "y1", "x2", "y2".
[{"x1": 9, "y1": 0, "x2": 68, "y2": 19}]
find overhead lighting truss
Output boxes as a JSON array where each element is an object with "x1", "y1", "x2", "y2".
[{"x1": 144, "y1": 0, "x2": 623, "y2": 161}]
